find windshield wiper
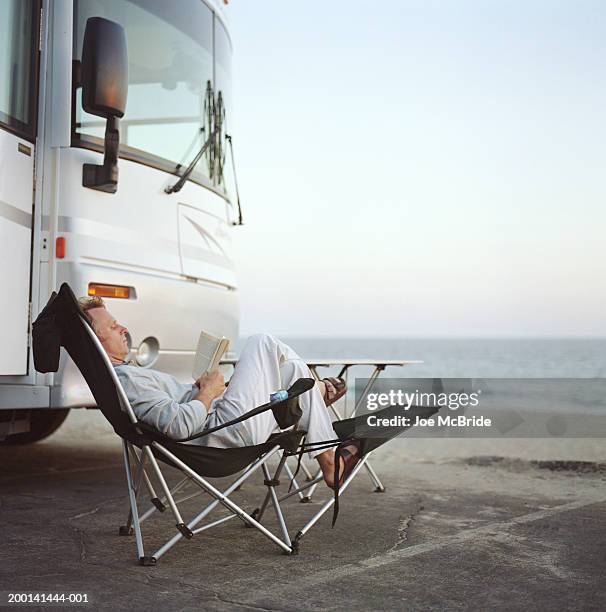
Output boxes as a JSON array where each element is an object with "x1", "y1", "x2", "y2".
[
  {"x1": 164, "y1": 129, "x2": 216, "y2": 194},
  {"x1": 225, "y1": 133, "x2": 243, "y2": 225}
]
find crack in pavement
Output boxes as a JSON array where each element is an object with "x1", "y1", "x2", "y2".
[
  {"x1": 213, "y1": 594, "x2": 287, "y2": 612},
  {"x1": 5, "y1": 493, "x2": 62, "y2": 501},
  {"x1": 69, "y1": 496, "x2": 124, "y2": 520},
  {"x1": 387, "y1": 501, "x2": 425, "y2": 552},
  {"x1": 20, "y1": 572, "x2": 68, "y2": 579},
  {"x1": 162, "y1": 575, "x2": 286, "y2": 611},
  {"x1": 65, "y1": 523, "x2": 87, "y2": 562}
]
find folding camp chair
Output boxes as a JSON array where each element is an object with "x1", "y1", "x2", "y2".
[{"x1": 32, "y1": 284, "x2": 438, "y2": 564}]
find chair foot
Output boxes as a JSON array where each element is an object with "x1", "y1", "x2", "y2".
[
  {"x1": 244, "y1": 508, "x2": 259, "y2": 528},
  {"x1": 374, "y1": 486, "x2": 386, "y2": 493},
  {"x1": 288, "y1": 531, "x2": 303, "y2": 555},
  {"x1": 177, "y1": 523, "x2": 194, "y2": 539},
  {"x1": 118, "y1": 525, "x2": 133, "y2": 536},
  {"x1": 151, "y1": 497, "x2": 166, "y2": 512},
  {"x1": 299, "y1": 496, "x2": 311, "y2": 504},
  {"x1": 139, "y1": 556, "x2": 156, "y2": 566},
  {"x1": 286, "y1": 542, "x2": 299, "y2": 556}
]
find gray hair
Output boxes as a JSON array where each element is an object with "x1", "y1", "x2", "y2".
[{"x1": 78, "y1": 295, "x2": 106, "y2": 332}]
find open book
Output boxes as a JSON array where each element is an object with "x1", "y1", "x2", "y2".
[{"x1": 192, "y1": 330, "x2": 230, "y2": 380}]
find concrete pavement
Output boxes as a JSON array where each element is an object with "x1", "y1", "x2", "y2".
[{"x1": 1, "y1": 409, "x2": 604, "y2": 611}]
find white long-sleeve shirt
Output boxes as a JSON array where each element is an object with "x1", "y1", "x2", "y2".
[
  {"x1": 114, "y1": 362, "x2": 250, "y2": 447},
  {"x1": 115, "y1": 363, "x2": 207, "y2": 440}
]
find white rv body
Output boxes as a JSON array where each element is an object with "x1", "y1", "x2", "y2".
[{"x1": 0, "y1": 0, "x2": 239, "y2": 440}]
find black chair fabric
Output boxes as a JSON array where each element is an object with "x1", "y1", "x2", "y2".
[{"x1": 333, "y1": 403, "x2": 440, "y2": 456}]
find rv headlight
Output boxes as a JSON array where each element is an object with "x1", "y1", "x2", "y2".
[{"x1": 136, "y1": 337, "x2": 159, "y2": 367}]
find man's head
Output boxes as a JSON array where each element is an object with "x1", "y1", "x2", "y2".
[{"x1": 78, "y1": 296, "x2": 130, "y2": 364}]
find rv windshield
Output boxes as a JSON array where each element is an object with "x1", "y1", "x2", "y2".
[{"x1": 73, "y1": 0, "x2": 228, "y2": 179}]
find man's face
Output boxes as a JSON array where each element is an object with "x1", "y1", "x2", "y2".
[{"x1": 87, "y1": 307, "x2": 129, "y2": 363}]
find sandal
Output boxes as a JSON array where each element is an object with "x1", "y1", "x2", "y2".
[
  {"x1": 322, "y1": 377, "x2": 347, "y2": 407},
  {"x1": 330, "y1": 439, "x2": 362, "y2": 526},
  {"x1": 339, "y1": 439, "x2": 361, "y2": 486},
  {"x1": 333, "y1": 439, "x2": 361, "y2": 490}
]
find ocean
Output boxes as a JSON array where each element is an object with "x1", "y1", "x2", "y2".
[{"x1": 246, "y1": 338, "x2": 606, "y2": 378}]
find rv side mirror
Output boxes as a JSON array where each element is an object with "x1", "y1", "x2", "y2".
[{"x1": 80, "y1": 17, "x2": 128, "y2": 193}]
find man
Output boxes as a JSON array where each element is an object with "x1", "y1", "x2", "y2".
[{"x1": 78, "y1": 296, "x2": 359, "y2": 488}]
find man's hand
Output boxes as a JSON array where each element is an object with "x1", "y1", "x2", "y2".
[{"x1": 194, "y1": 370, "x2": 225, "y2": 412}]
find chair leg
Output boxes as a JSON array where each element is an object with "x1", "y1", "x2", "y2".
[
  {"x1": 296, "y1": 457, "x2": 316, "y2": 482},
  {"x1": 121, "y1": 445, "x2": 169, "y2": 534},
  {"x1": 255, "y1": 449, "x2": 289, "y2": 524},
  {"x1": 130, "y1": 447, "x2": 167, "y2": 511},
  {"x1": 300, "y1": 466, "x2": 322, "y2": 502},
  {"x1": 138, "y1": 476, "x2": 191, "y2": 524},
  {"x1": 253, "y1": 489, "x2": 272, "y2": 524},
  {"x1": 140, "y1": 444, "x2": 193, "y2": 540},
  {"x1": 277, "y1": 473, "x2": 323, "y2": 503},
  {"x1": 363, "y1": 460, "x2": 386, "y2": 492},
  {"x1": 282, "y1": 460, "x2": 307, "y2": 501},
  {"x1": 261, "y1": 463, "x2": 290, "y2": 547},
  {"x1": 122, "y1": 441, "x2": 145, "y2": 561},
  {"x1": 119, "y1": 445, "x2": 143, "y2": 536}
]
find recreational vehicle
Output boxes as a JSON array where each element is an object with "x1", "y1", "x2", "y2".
[{"x1": 0, "y1": 0, "x2": 240, "y2": 443}]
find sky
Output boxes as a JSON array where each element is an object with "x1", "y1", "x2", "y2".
[{"x1": 226, "y1": 0, "x2": 606, "y2": 338}]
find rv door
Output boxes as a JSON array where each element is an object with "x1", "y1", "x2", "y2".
[{"x1": 0, "y1": 0, "x2": 40, "y2": 375}]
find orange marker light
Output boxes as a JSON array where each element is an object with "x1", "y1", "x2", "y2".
[
  {"x1": 56, "y1": 236, "x2": 66, "y2": 259},
  {"x1": 88, "y1": 283, "x2": 131, "y2": 299}
]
